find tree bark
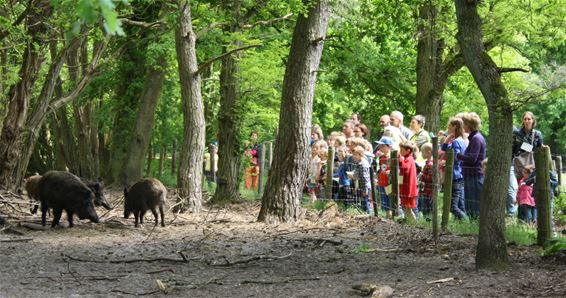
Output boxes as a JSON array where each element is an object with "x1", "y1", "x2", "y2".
[
  {"x1": 416, "y1": 4, "x2": 442, "y2": 132},
  {"x1": 121, "y1": 56, "x2": 167, "y2": 186},
  {"x1": 455, "y1": 0, "x2": 511, "y2": 271},
  {"x1": 175, "y1": 0, "x2": 205, "y2": 213},
  {"x1": 0, "y1": 1, "x2": 50, "y2": 188},
  {"x1": 258, "y1": 0, "x2": 330, "y2": 223},
  {"x1": 211, "y1": 0, "x2": 244, "y2": 205}
]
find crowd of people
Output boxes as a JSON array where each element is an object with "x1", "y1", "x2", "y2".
[{"x1": 305, "y1": 110, "x2": 559, "y2": 226}]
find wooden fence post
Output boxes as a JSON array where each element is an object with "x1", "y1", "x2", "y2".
[
  {"x1": 258, "y1": 142, "x2": 266, "y2": 194},
  {"x1": 442, "y1": 148, "x2": 454, "y2": 232},
  {"x1": 535, "y1": 146, "x2": 552, "y2": 245},
  {"x1": 432, "y1": 137, "x2": 439, "y2": 240},
  {"x1": 370, "y1": 157, "x2": 379, "y2": 217},
  {"x1": 158, "y1": 145, "x2": 166, "y2": 176},
  {"x1": 390, "y1": 150, "x2": 400, "y2": 217},
  {"x1": 325, "y1": 147, "x2": 335, "y2": 200},
  {"x1": 269, "y1": 142, "x2": 273, "y2": 168},
  {"x1": 171, "y1": 139, "x2": 177, "y2": 175},
  {"x1": 553, "y1": 156, "x2": 562, "y2": 196}
]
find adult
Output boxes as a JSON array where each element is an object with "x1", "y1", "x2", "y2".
[
  {"x1": 377, "y1": 115, "x2": 390, "y2": 138},
  {"x1": 350, "y1": 112, "x2": 362, "y2": 125},
  {"x1": 342, "y1": 119, "x2": 355, "y2": 139},
  {"x1": 512, "y1": 111, "x2": 543, "y2": 172},
  {"x1": 354, "y1": 123, "x2": 369, "y2": 140},
  {"x1": 390, "y1": 111, "x2": 413, "y2": 141},
  {"x1": 244, "y1": 131, "x2": 261, "y2": 190},
  {"x1": 510, "y1": 111, "x2": 543, "y2": 216},
  {"x1": 441, "y1": 117, "x2": 468, "y2": 219},
  {"x1": 409, "y1": 115, "x2": 431, "y2": 149},
  {"x1": 311, "y1": 124, "x2": 324, "y2": 145},
  {"x1": 457, "y1": 112, "x2": 486, "y2": 219}
]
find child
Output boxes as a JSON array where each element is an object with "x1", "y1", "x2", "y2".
[
  {"x1": 318, "y1": 148, "x2": 329, "y2": 199},
  {"x1": 307, "y1": 140, "x2": 326, "y2": 203},
  {"x1": 419, "y1": 143, "x2": 434, "y2": 221},
  {"x1": 335, "y1": 148, "x2": 351, "y2": 203},
  {"x1": 352, "y1": 146, "x2": 373, "y2": 214},
  {"x1": 399, "y1": 141, "x2": 419, "y2": 221},
  {"x1": 375, "y1": 137, "x2": 393, "y2": 218},
  {"x1": 517, "y1": 165, "x2": 536, "y2": 224}
]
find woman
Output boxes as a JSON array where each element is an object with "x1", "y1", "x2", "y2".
[
  {"x1": 353, "y1": 123, "x2": 369, "y2": 140},
  {"x1": 512, "y1": 111, "x2": 543, "y2": 172},
  {"x1": 409, "y1": 115, "x2": 431, "y2": 149},
  {"x1": 441, "y1": 117, "x2": 468, "y2": 219},
  {"x1": 244, "y1": 131, "x2": 260, "y2": 190},
  {"x1": 457, "y1": 112, "x2": 486, "y2": 219}
]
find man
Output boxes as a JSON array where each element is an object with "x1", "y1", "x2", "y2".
[
  {"x1": 342, "y1": 119, "x2": 355, "y2": 139},
  {"x1": 377, "y1": 115, "x2": 390, "y2": 139},
  {"x1": 390, "y1": 111, "x2": 413, "y2": 141}
]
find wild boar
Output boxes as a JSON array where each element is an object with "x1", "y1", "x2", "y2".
[
  {"x1": 81, "y1": 178, "x2": 112, "y2": 210},
  {"x1": 124, "y1": 178, "x2": 166, "y2": 227},
  {"x1": 38, "y1": 171, "x2": 99, "y2": 227},
  {"x1": 24, "y1": 174, "x2": 42, "y2": 214}
]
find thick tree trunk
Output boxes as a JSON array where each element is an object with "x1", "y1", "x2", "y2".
[
  {"x1": 416, "y1": 4, "x2": 442, "y2": 132},
  {"x1": 121, "y1": 56, "x2": 167, "y2": 186},
  {"x1": 258, "y1": 0, "x2": 330, "y2": 223},
  {"x1": 211, "y1": 0, "x2": 244, "y2": 204},
  {"x1": 455, "y1": 0, "x2": 512, "y2": 271},
  {"x1": 0, "y1": 1, "x2": 50, "y2": 188},
  {"x1": 175, "y1": 0, "x2": 205, "y2": 213}
]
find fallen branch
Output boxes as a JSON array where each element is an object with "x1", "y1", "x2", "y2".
[
  {"x1": 146, "y1": 268, "x2": 175, "y2": 275},
  {"x1": 208, "y1": 252, "x2": 293, "y2": 267},
  {"x1": 62, "y1": 253, "x2": 197, "y2": 264},
  {"x1": 426, "y1": 277, "x2": 455, "y2": 284},
  {"x1": 111, "y1": 289, "x2": 160, "y2": 296},
  {"x1": 0, "y1": 237, "x2": 33, "y2": 242}
]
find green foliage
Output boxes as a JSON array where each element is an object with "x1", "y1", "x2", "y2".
[
  {"x1": 51, "y1": 0, "x2": 127, "y2": 36},
  {"x1": 354, "y1": 243, "x2": 374, "y2": 253},
  {"x1": 540, "y1": 238, "x2": 566, "y2": 257}
]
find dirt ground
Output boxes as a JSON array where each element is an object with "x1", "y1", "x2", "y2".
[{"x1": 1, "y1": 188, "x2": 565, "y2": 298}]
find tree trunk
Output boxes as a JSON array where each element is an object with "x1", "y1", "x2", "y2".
[
  {"x1": 416, "y1": 4, "x2": 442, "y2": 132},
  {"x1": 171, "y1": 139, "x2": 177, "y2": 175},
  {"x1": 121, "y1": 56, "x2": 167, "y2": 186},
  {"x1": 175, "y1": 0, "x2": 205, "y2": 213},
  {"x1": 211, "y1": 0, "x2": 244, "y2": 204},
  {"x1": 455, "y1": 0, "x2": 511, "y2": 271},
  {"x1": 0, "y1": 1, "x2": 50, "y2": 188},
  {"x1": 258, "y1": 0, "x2": 330, "y2": 223}
]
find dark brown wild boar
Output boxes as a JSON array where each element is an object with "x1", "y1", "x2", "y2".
[
  {"x1": 38, "y1": 171, "x2": 99, "y2": 227},
  {"x1": 124, "y1": 178, "x2": 166, "y2": 227},
  {"x1": 24, "y1": 174, "x2": 42, "y2": 214}
]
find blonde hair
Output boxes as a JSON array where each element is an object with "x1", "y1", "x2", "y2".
[
  {"x1": 463, "y1": 112, "x2": 481, "y2": 131},
  {"x1": 312, "y1": 124, "x2": 324, "y2": 140},
  {"x1": 334, "y1": 135, "x2": 346, "y2": 148},
  {"x1": 312, "y1": 140, "x2": 328, "y2": 151},
  {"x1": 420, "y1": 142, "x2": 433, "y2": 155},
  {"x1": 352, "y1": 146, "x2": 365, "y2": 156}
]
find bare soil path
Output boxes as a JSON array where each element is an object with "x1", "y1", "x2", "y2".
[{"x1": 1, "y1": 190, "x2": 565, "y2": 297}]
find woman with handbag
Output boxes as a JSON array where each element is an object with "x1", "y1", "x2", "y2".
[
  {"x1": 512, "y1": 111, "x2": 543, "y2": 166},
  {"x1": 510, "y1": 112, "x2": 543, "y2": 216}
]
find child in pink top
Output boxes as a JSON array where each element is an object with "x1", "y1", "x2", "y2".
[{"x1": 517, "y1": 166, "x2": 536, "y2": 223}]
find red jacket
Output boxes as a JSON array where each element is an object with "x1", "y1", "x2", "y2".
[{"x1": 399, "y1": 153, "x2": 418, "y2": 198}]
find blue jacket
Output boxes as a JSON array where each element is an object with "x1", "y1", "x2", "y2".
[{"x1": 441, "y1": 137, "x2": 467, "y2": 181}]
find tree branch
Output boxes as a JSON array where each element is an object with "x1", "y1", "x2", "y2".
[
  {"x1": 119, "y1": 18, "x2": 162, "y2": 29},
  {"x1": 242, "y1": 13, "x2": 293, "y2": 29},
  {"x1": 196, "y1": 44, "x2": 261, "y2": 74},
  {"x1": 498, "y1": 67, "x2": 529, "y2": 73}
]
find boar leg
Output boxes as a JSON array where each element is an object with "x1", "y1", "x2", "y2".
[
  {"x1": 67, "y1": 210, "x2": 74, "y2": 228},
  {"x1": 140, "y1": 210, "x2": 146, "y2": 224},
  {"x1": 51, "y1": 208, "x2": 63, "y2": 227},
  {"x1": 159, "y1": 205, "x2": 165, "y2": 227},
  {"x1": 41, "y1": 204, "x2": 48, "y2": 226},
  {"x1": 134, "y1": 212, "x2": 139, "y2": 227},
  {"x1": 150, "y1": 208, "x2": 158, "y2": 226}
]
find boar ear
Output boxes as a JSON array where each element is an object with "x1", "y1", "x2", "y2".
[
  {"x1": 123, "y1": 187, "x2": 128, "y2": 197},
  {"x1": 95, "y1": 182, "x2": 104, "y2": 190}
]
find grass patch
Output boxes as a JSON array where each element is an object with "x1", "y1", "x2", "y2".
[{"x1": 354, "y1": 243, "x2": 373, "y2": 253}]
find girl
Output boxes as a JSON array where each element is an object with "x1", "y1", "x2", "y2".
[
  {"x1": 419, "y1": 143, "x2": 434, "y2": 221},
  {"x1": 399, "y1": 141, "x2": 419, "y2": 221},
  {"x1": 376, "y1": 137, "x2": 393, "y2": 219},
  {"x1": 352, "y1": 146, "x2": 373, "y2": 214},
  {"x1": 517, "y1": 166, "x2": 536, "y2": 224},
  {"x1": 441, "y1": 117, "x2": 468, "y2": 220}
]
